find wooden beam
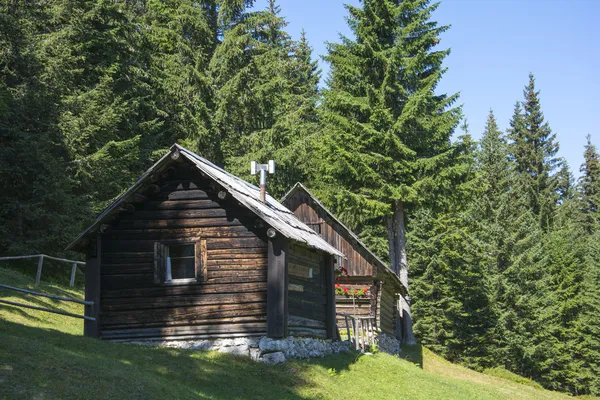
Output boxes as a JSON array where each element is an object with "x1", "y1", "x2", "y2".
[
  {"x1": 84, "y1": 234, "x2": 101, "y2": 338},
  {"x1": 146, "y1": 184, "x2": 160, "y2": 195},
  {"x1": 171, "y1": 149, "x2": 183, "y2": 163},
  {"x1": 325, "y1": 254, "x2": 336, "y2": 339},
  {"x1": 35, "y1": 255, "x2": 43, "y2": 286},
  {"x1": 267, "y1": 235, "x2": 288, "y2": 338},
  {"x1": 70, "y1": 263, "x2": 77, "y2": 287},
  {"x1": 130, "y1": 193, "x2": 147, "y2": 203}
]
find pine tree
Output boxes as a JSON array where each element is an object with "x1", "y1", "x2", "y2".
[
  {"x1": 314, "y1": 0, "x2": 462, "y2": 343},
  {"x1": 578, "y1": 135, "x2": 600, "y2": 232},
  {"x1": 140, "y1": 0, "x2": 217, "y2": 158},
  {"x1": 508, "y1": 73, "x2": 561, "y2": 230},
  {"x1": 212, "y1": 1, "x2": 320, "y2": 195},
  {"x1": 0, "y1": 0, "x2": 88, "y2": 255}
]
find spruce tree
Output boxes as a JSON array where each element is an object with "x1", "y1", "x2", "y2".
[
  {"x1": 0, "y1": 0, "x2": 88, "y2": 255},
  {"x1": 508, "y1": 73, "x2": 561, "y2": 230},
  {"x1": 314, "y1": 0, "x2": 462, "y2": 343},
  {"x1": 212, "y1": 1, "x2": 320, "y2": 195},
  {"x1": 578, "y1": 135, "x2": 600, "y2": 232}
]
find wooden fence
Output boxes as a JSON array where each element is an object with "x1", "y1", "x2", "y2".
[
  {"x1": 0, "y1": 254, "x2": 85, "y2": 287},
  {"x1": 0, "y1": 283, "x2": 95, "y2": 321},
  {"x1": 337, "y1": 312, "x2": 377, "y2": 352}
]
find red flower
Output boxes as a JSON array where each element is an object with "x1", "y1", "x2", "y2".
[
  {"x1": 343, "y1": 287, "x2": 348, "y2": 293},
  {"x1": 335, "y1": 284, "x2": 340, "y2": 289},
  {"x1": 363, "y1": 287, "x2": 368, "y2": 293}
]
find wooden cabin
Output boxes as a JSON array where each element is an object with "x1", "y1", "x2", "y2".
[
  {"x1": 67, "y1": 145, "x2": 343, "y2": 342},
  {"x1": 282, "y1": 183, "x2": 408, "y2": 340}
]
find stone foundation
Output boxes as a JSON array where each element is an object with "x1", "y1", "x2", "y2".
[
  {"x1": 376, "y1": 332, "x2": 401, "y2": 355},
  {"x1": 131, "y1": 336, "x2": 352, "y2": 364}
]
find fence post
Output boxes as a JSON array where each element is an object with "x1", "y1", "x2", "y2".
[
  {"x1": 35, "y1": 255, "x2": 44, "y2": 286},
  {"x1": 344, "y1": 315, "x2": 351, "y2": 342},
  {"x1": 70, "y1": 263, "x2": 77, "y2": 287}
]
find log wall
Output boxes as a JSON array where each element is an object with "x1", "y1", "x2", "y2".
[
  {"x1": 96, "y1": 163, "x2": 269, "y2": 341},
  {"x1": 287, "y1": 243, "x2": 328, "y2": 338},
  {"x1": 284, "y1": 188, "x2": 406, "y2": 338},
  {"x1": 334, "y1": 278, "x2": 374, "y2": 329},
  {"x1": 380, "y1": 282, "x2": 397, "y2": 336},
  {"x1": 284, "y1": 191, "x2": 375, "y2": 276}
]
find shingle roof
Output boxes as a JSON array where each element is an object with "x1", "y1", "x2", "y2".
[
  {"x1": 67, "y1": 144, "x2": 343, "y2": 257},
  {"x1": 281, "y1": 182, "x2": 407, "y2": 294}
]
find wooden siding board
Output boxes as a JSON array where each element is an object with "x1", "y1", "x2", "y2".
[
  {"x1": 97, "y1": 168, "x2": 270, "y2": 340},
  {"x1": 267, "y1": 235, "x2": 288, "y2": 338}
]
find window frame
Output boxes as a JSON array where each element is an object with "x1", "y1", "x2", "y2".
[{"x1": 154, "y1": 238, "x2": 207, "y2": 285}]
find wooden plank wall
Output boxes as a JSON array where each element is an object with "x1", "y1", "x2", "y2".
[
  {"x1": 379, "y1": 282, "x2": 397, "y2": 336},
  {"x1": 284, "y1": 191, "x2": 375, "y2": 277},
  {"x1": 287, "y1": 243, "x2": 327, "y2": 338},
  {"x1": 284, "y1": 190, "x2": 408, "y2": 336},
  {"x1": 334, "y1": 279, "x2": 373, "y2": 328},
  {"x1": 97, "y1": 163, "x2": 269, "y2": 341}
]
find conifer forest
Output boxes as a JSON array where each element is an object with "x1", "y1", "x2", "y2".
[{"x1": 0, "y1": 0, "x2": 598, "y2": 395}]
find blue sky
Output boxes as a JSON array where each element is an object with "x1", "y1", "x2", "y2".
[{"x1": 252, "y1": 0, "x2": 600, "y2": 177}]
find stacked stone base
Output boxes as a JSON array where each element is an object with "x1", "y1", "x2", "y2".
[
  {"x1": 376, "y1": 332, "x2": 401, "y2": 355},
  {"x1": 132, "y1": 336, "x2": 352, "y2": 364}
]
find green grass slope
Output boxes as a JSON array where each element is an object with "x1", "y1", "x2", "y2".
[{"x1": 0, "y1": 268, "x2": 593, "y2": 400}]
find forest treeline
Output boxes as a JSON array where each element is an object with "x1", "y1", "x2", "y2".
[{"x1": 0, "y1": 0, "x2": 598, "y2": 395}]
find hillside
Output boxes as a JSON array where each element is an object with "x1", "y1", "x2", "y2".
[{"x1": 0, "y1": 268, "x2": 592, "y2": 400}]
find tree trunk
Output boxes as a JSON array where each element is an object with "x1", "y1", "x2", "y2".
[
  {"x1": 394, "y1": 200, "x2": 416, "y2": 345},
  {"x1": 387, "y1": 215, "x2": 397, "y2": 275}
]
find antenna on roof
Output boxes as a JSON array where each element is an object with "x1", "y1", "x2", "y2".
[{"x1": 251, "y1": 160, "x2": 275, "y2": 203}]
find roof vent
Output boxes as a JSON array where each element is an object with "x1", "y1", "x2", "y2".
[{"x1": 250, "y1": 160, "x2": 275, "y2": 202}]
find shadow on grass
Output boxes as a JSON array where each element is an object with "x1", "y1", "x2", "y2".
[
  {"x1": 0, "y1": 320, "x2": 359, "y2": 400},
  {"x1": 399, "y1": 344, "x2": 423, "y2": 368}
]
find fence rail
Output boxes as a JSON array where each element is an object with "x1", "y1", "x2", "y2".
[
  {"x1": 0, "y1": 254, "x2": 85, "y2": 287},
  {"x1": 0, "y1": 283, "x2": 94, "y2": 321},
  {"x1": 337, "y1": 312, "x2": 377, "y2": 352}
]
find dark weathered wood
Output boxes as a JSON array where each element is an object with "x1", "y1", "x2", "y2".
[
  {"x1": 115, "y1": 217, "x2": 244, "y2": 230},
  {"x1": 102, "y1": 307, "x2": 267, "y2": 328},
  {"x1": 325, "y1": 254, "x2": 336, "y2": 339},
  {"x1": 84, "y1": 235, "x2": 101, "y2": 338},
  {"x1": 146, "y1": 199, "x2": 220, "y2": 210},
  {"x1": 288, "y1": 298, "x2": 326, "y2": 322},
  {"x1": 101, "y1": 281, "x2": 268, "y2": 299},
  {"x1": 35, "y1": 255, "x2": 43, "y2": 285},
  {"x1": 288, "y1": 315, "x2": 326, "y2": 329},
  {"x1": 70, "y1": 263, "x2": 77, "y2": 287},
  {"x1": 267, "y1": 235, "x2": 288, "y2": 338},
  {"x1": 208, "y1": 247, "x2": 267, "y2": 256},
  {"x1": 153, "y1": 242, "x2": 166, "y2": 284},
  {"x1": 207, "y1": 237, "x2": 267, "y2": 250},
  {"x1": 283, "y1": 186, "x2": 410, "y2": 338},
  {"x1": 109, "y1": 332, "x2": 264, "y2": 342},
  {"x1": 122, "y1": 208, "x2": 229, "y2": 220},
  {"x1": 101, "y1": 292, "x2": 267, "y2": 311},
  {"x1": 101, "y1": 263, "x2": 153, "y2": 275},
  {"x1": 207, "y1": 258, "x2": 268, "y2": 266},
  {"x1": 200, "y1": 239, "x2": 207, "y2": 282},
  {"x1": 101, "y1": 322, "x2": 267, "y2": 339},
  {"x1": 105, "y1": 226, "x2": 256, "y2": 239}
]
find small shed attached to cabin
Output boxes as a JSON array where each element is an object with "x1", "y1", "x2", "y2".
[
  {"x1": 282, "y1": 183, "x2": 408, "y2": 341},
  {"x1": 67, "y1": 145, "x2": 343, "y2": 342}
]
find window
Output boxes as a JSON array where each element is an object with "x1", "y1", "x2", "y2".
[
  {"x1": 154, "y1": 240, "x2": 206, "y2": 284},
  {"x1": 167, "y1": 244, "x2": 195, "y2": 281}
]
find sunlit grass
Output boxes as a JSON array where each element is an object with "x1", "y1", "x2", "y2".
[{"x1": 0, "y1": 267, "x2": 593, "y2": 400}]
